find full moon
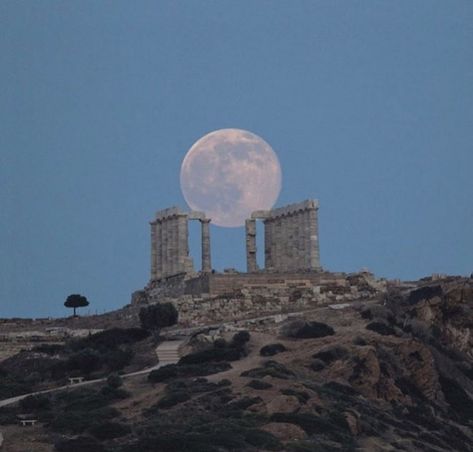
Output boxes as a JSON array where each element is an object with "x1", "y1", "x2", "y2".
[{"x1": 180, "y1": 129, "x2": 282, "y2": 227}]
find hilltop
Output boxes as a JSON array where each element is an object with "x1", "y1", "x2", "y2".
[{"x1": 0, "y1": 274, "x2": 473, "y2": 451}]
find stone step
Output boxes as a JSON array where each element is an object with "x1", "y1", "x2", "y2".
[{"x1": 155, "y1": 340, "x2": 185, "y2": 365}]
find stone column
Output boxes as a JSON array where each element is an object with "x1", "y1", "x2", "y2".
[
  {"x1": 150, "y1": 221, "x2": 157, "y2": 280},
  {"x1": 169, "y1": 216, "x2": 177, "y2": 275},
  {"x1": 176, "y1": 213, "x2": 189, "y2": 274},
  {"x1": 264, "y1": 219, "x2": 273, "y2": 270},
  {"x1": 245, "y1": 219, "x2": 258, "y2": 272},
  {"x1": 162, "y1": 218, "x2": 169, "y2": 277},
  {"x1": 155, "y1": 220, "x2": 163, "y2": 279},
  {"x1": 308, "y1": 206, "x2": 320, "y2": 270},
  {"x1": 201, "y1": 219, "x2": 212, "y2": 272}
]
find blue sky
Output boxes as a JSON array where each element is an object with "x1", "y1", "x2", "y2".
[{"x1": 1, "y1": 1, "x2": 472, "y2": 318}]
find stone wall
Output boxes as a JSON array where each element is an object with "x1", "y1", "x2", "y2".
[{"x1": 143, "y1": 271, "x2": 387, "y2": 327}]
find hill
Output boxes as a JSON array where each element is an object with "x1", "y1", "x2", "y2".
[{"x1": 0, "y1": 274, "x2": 473, "y2": 451}]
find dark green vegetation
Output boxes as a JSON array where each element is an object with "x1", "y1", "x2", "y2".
[
  {"x1": 1, "y1": 278, "x2": 473, "y2": 451},
  {"x1": 0, "y1": 328, "x2": 151, "y2": 399},
  {"x1": 148, "y1": 361, "x2": 231, "y2": 383},
  {"x1": 246, "y1": 379, "x2": 273, "y2": 390},
  {"x1": 241, "y1": 360, "x2": 294, "y2": 380},
  {"x1": 260, "y1": 343, "x2": 287, "y2": 356},
  {"x1": 126, "y1": 377, "x2": 282, "y2": 452},
  {"x1": 64, "y1": 293, "x2": 90, "y2": 317},
  {"x1": 283, "y1": 320, "x2": 335, "y2": 338},
  {"x1": 179, "y1": 331, "x2": 251, "y2": 364},
  {"x1": 139, "y1": 302, "x2": 178, "y2": 331}
]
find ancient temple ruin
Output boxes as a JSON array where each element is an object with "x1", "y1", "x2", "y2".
[
  {"x1": 246, "y1": 199, "x2": 320, "y2": 273},
  {"x1": 149, "y1": 207, "x2": 211, "y2": 280},
  {"x1": 148, "y1": 199, "x2": 320, "y2": 284}
]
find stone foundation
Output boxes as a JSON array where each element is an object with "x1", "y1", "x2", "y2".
[{"x1": 139, "y1": 271, "x2": 387, "y2": 327}]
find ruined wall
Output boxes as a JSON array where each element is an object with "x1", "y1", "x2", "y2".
[
  {"x1": 142, "y1": 272, "x2": 387, "y2": 327},
  {"x1": 264, "y1": 199, "x2": 321, "y2": 272}
]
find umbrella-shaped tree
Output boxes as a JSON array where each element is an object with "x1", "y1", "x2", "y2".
[{"x1": 64, "y1": 294, "x2": 89, "y2": 317}]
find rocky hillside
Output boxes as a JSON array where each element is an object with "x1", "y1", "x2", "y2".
[{"x1": 0, "y1": 275, "x2": 472, "y2": 451}]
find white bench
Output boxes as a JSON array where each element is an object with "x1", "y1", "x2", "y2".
[
  {"x1": 68, "y1": 377, "x2": 85, "y2": 385},
  {"x1": 19, "y1": 419, "x2": 37, "y2": 427}
]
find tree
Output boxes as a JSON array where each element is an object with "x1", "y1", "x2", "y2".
[
  {"x1": 64, "y1": 294, "x2": 89, "y2": 317},
  {"x1": 139, "y1": 302, "x2": 178, "y2": 331}
]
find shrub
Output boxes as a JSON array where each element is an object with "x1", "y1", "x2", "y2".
[
  {"x1": 54, "y1": 435, "x2": 107, "y2": 452},
  {"x1": 49, "y1": 406, "x2": 119, "y2": 434},
  {"x1": 366, "y1": 322, "x2": 395, "y2": 336},
  {"x1": 283, "y1": 320, "x2": 335, "y2": 339},
  {"x1": 155, "y1": 390, "x2": 191, "y2": 409},
  {"x1": 148, "y1": 362, "x2": 231, "y2": 383},
  {"x1": 231, "y1": 331, "x2": 250, "y2": 347},
  {"x1": 148, "y1": 364, "x2": 179, "y2": 383},
  {"x1": 280, "y1": 389, "x2": 310, "y2": 403},
  {"x1": 33, "y1": 344, "x2": 65, "y2": 355},
  {"x1": 19, "y1": 394, "x2": 51, "y2": 411},
  {"x1": 89, "y1": 421, "x2": 131, "y2": 440},
  {"x1": 241, "y1": 360, "x2": 294, "y2": 380},
  {"x1": 106, "y1": 373, "x2": 123, "y2": 389},
  {"x1": 246, "y1": 379, "x2": 273, "y2": 390},
  {"x1": 310, "y1": 359, "x2": 326, "y2": 371},
  {"x1": 69, "y1": 328, "x2": 149, "y2": 352},
  {"x1": 104, "y1": 347, "x2": 133, "y2": 371},
  {"x1": 244, "y1": 429, "x2": 282, "y2": 450},
  {"x1": 139, "y1": 303, "x2": 178, "y2": 330},
  {"x1": 260, "y1": 343, "x2": 287, "y2": 357},
  {"x1": 312, "y1": 346, "x2": 347, "y2": 364},
  {"x1": 67, "y1": 348, "x2": 102, "y2": 374},
  {"x1": 439, "y1": 375, "x2": 473, "y2": 419}
]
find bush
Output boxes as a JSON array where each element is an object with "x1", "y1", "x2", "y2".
[
  {"x1": 156, "y1": 390, "x2": 191, "y2": 409},
  {"x1": 69, "y1": 328, "x2": 149, "y2": 354},
  {"x1": 260, "y1": 343, "x2": 287, "y2": 357},
  {"x1": 246, "y1": 379, "x2": 273, "y2": 390},
  {"x1": 241, "y1": 360, "x2": 294, "y2": 380},
  {"x1": 139, "y1": 303, "x2": 178, "y2": 330},
  {"x1": 231, "y1": 331, "x2": 250, "y2": 347},
  {"x1": 312, "y1": 346, "x2": 347, "y2": 364},
  {"x1": 67, "y1": 348, "x2": 102, "y2": 374},
  {"x1": 103, "y1": 347, "x2": 133, "y2": 371},
  {"x1": 49, "y1": 406, "x2": 120, "y2": 434},
  {"x1": 366, "y1": 322, "x2": 395, "y2": 336},
  {"x1": 19, "y1": 394, "x2": 51, "y2": 411},
  {"x1": 283, "y1": 320, "x2": 335, "y2": 339},
  {"x1": 280, "y1": 389, "x2": 310, "y2": 404},
  {"x1": 33, "y1": 344, "x2": 65, "y2": 355},
  {"x1": 89, "y1": 421, "x2": 131, "y2": 440},
  {"x1": 148, "y1": 364, "x2": 178, "y2": 383},
  {"x1": 310, "y1": 359, "x2": 326, "y2": 372},
  {"x1": 54, "y1": 435, "x2": 107, "y2": 452},
  {"x1": 148, "y1": 362, "x2": 232, "y2": 383},
  {"x1": 179, "y1": 334, "x2": 248, "y2": 365},
  {"x1": 244, "y1": 429, "x2": 282, "y2": 450},
  {"x1": 439, "y1": 375, "x2": 473, "y2": 419},
  {"x1": 106, "y1": 373, "x2": 123, "y2": 389}
]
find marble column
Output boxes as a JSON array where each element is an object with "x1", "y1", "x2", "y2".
[
  {"x1": 150, "y1": 221, "x2": 157, "y2": 280},
  {"x1": 308, "y1": 207, "x2": 320, "y2": 270},
  {"x1": 176, "y1": 213, "x2": 188, "y2": 274},
  {"x1": 155, "y1": 220, "x2": 163, "y2": 279},
  {"x1": 201, "y1": 219, "x2": 212, "y2": 272},
  {"x1": 162, "y1": 218, "x2": 169, "y2": 277},
  {"x1": 264, "y1": 219, "x2": 273, "y2": 270},
  {"x1": 245, "y1": 219, "x2": 258, "y2": 272}
]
